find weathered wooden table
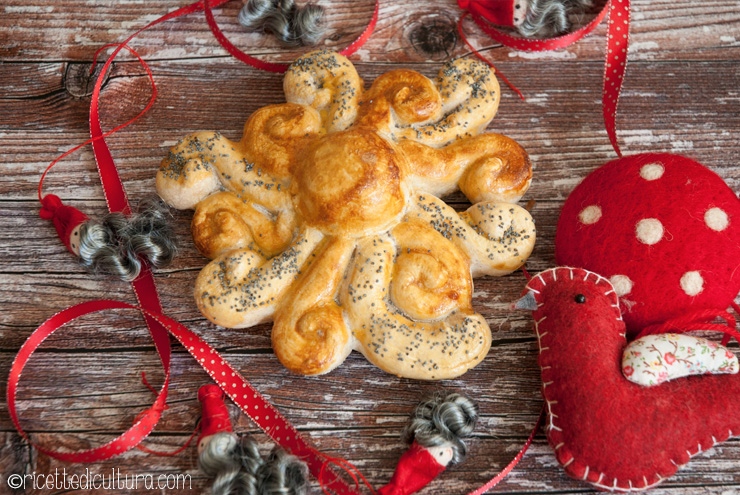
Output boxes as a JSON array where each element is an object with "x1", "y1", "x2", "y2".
[{"x1": 2, "y1": 1, "x2": 739, "y2": 493}]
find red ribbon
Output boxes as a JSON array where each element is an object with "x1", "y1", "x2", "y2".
[
  {"x1": 12, "y1": 0, "x2": 551, "y2": 488},
  {"x1": 602, "y1": 0, "x2": 631, "y2": 157},
  {"x1": 455, "y1": 2, "x2": 633, "y2": 492},
  {"x1": 13, "y1": 1, "x2": 379, "y2": 493},
  {"x1": 203, "y1": 0, "x2": 379, "y2": 73},
  {"x1": 465, "y1": 408, "x2": 544, "y2": 495},
  {"x1": 7, "y1": 300, "x2": 360, "y2": 494},
  {"x1": 459, "y1": 0, "x2": 629, "y2": 156}
]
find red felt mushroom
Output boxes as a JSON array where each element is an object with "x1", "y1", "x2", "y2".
[{"x1": 555, "y1": 153, "x2": 740, "y2": 335}]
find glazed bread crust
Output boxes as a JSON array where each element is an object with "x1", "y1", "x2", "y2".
[{"x1": 157, "y1": 50, "x2": 535, "y2": 380}]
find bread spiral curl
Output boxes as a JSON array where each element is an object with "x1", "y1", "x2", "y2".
[
  {"x1": 271, "y1": 237, "x2": 354, "y2": 375},
  {"x1": 390, "y1": 220, "x2": 472, "y2": 321},
  {"x1": 342, "y1": 234, "x2": 491, "y2": 380},
  {"x1": 357, "y1": 58, "x2": 500, "y2": 148},
  {"x1": 398, "y1": 133, "x2": 532, "y2": 202},
  {"x1": 157, "y1": 104, "x2": 320, "y2": 259},
  {"x1": 194, "y1": 229, "x2": 323, "y2": 329},
  {"x1": 355, "y1": 69, "x2": 443, "y2": 137},
  {"x1": 283, "y1": 50, "x2": 363, "y2": 132},
  {"x1": 157, "y1": 104, "x2": 321, "y2": 211},
  {"x1": 408, "y1": 194, "x2": 535, "y2": 278},
  {"x1": 192, "y1": 191, "x2": 296, "y2": 260}
]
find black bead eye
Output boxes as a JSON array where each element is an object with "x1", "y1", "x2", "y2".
[{"x1": 574, "y1": 294, "x2": 586, "y2": 304}]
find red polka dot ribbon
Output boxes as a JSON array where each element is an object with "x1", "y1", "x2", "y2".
[
  {"x1": 11, "y1": 1, "x2": 378, "y2": 493},
  {"x1": 459, "y1": 0, "x2": 631, "y2": 156},
  {"x1": 602, "y1": 0, "x2": 631, "y2": 157},
  {"x1": 7, "y1": 300, "x2": 363, "y2": 494}
]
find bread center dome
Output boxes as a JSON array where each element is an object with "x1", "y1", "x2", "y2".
[{"x1": 293, "y1": 128, "x2": 409, "y2": 236}]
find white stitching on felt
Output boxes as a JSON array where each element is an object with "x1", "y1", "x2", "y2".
[
  {"x1": 536, "y1": 331, "x2": 548, "y2": 352},
  {"x1": 569, "y1": 268, "x2": 574, "y2": 280},
  {"x1": 552, "y1": 269, "x2": 557, "y2": 281},
  {"x1": 712, "y1": 436, "x2": 718, "y2": 446},
  {"x1": 670, "y1": 459, "x2": 678, "y2": 466},
  {"x1": 582, "y1": 466, "x2": 589, "y2": 480},
  {"x1": 545, "y1": 399, "x2": 561, "y2": 432},
  {"x1": 590, "y1": 476, "x2": 664, "y2": 493},
  {"x1": 562, "y1": 457, "x2": 574, "y2": 468},
  {"x1": 534, "y1": 317, "x2": 549, "y2": 353},
  {"x1": 554, "y1": 442, "x2": 564, "y2": 450}
]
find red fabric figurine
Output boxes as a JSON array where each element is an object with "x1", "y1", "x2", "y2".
[
  {"x1": 379, "y1": 393, "x2": 478, "y2": 495},
  {"x1": 459, "y1": 0, "x2": 593, "y2": 37},
  {"x1": 196, "y1": 384, "x2": 309, "y2": 495},
  {"x1": 458, "y1": 0, "x2": 518, "y2": 27},
  {"x1": 515, "y1": 152, "x2": 740, "y2": 491},
  {"x1": 38, "y1": 194, "x2": 177, "y2": 281},
  {"x1": 197, "y1": 384, "x2": 234, "y2": 453},
  {"x1": 39, "y1": 194, "x2": 89, "y2": 255},
  {"x1": 378, "y1": 442, "x2": 450, "y2": 495}
]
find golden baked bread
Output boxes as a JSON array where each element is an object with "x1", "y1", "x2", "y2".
[{"x1": 157, "y1": 49, "x2": 535, "y2": 380}]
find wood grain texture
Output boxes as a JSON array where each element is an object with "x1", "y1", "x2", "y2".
[{"x1": 1, "y1": 0, "x2": 739, "y2": 494}]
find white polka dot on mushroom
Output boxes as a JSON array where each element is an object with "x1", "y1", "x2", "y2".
[
  {"x1": 579, "y1": 205, "x2": 602, "y2": 225},
  {"x1": 639, "y1": 163, "x2": 664, "y2": 181},
  {"x1": 609, "y1": 274, "x2": 634, "y2": 296},
  {"x1": 705, "y1": 207, "x2": 729, "y2": 231},
  {"x1": 680, "y1": 271, "x2": 704, "y2": 296},
  {"x1": 635, "y1": 218, "x2": 664, "y2": 245}
]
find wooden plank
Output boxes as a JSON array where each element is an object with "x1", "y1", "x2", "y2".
[
  {"x1": 2, "y1": 59, "x2": 739, "y2": 201},
  {"x1": 2, "y1": 0, "x2": 740, "y2": 493},
  {"x1": 1, "y1": 0, "x2": 739, "y2": 63}
]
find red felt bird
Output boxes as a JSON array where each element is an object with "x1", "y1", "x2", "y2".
[{"x1": 517, "y1": 266, "x2": 740, "y2": 492}]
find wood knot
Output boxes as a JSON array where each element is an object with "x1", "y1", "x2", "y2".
[
  {"x1": 407, "y1": 15, "x2": 457, "y2": 60},
  {"x1": 63, "y1": 61, "x2": 108, "y2": 98}
]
